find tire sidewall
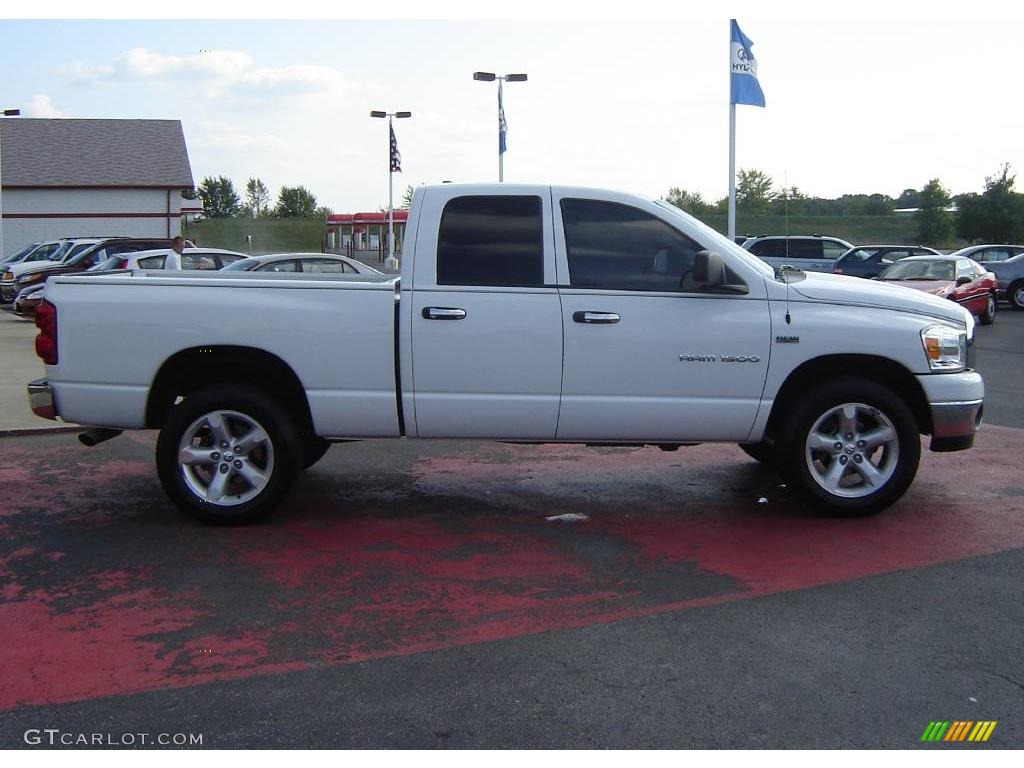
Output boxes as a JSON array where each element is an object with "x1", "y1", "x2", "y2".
[
  {"x1": 780, "y1": 378, "x2": 920, "y2": 516},
  {"x1": 980, "y1": 293, "x2": 996, "y2": 324},
  {"x1": 156, "y1": 386, "x2": 302, "y2": 524},
  {"x1": 1011, "y1": 282, "x2": 1024, "y2": 310}
]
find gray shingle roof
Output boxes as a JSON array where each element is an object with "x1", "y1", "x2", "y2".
[{"x1": 0, "y1": 118, "x2": 193, "y2": 188}]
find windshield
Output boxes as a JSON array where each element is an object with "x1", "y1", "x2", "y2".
[
  {"x1": 49, "y1": 241, "x2": 74, "y2": 261},
  {"x1": 221, "y1": 258, "x2": 257, "y2": 271},
  {"x1": 2, "y1": 243, "x2": 38, "y2": 264},
  {"x1": 653, "y1": 200, "x2": 775, "y2": 279},
  {"x1": 879, "y1": 260, "x2": 955, "y2": 281}
]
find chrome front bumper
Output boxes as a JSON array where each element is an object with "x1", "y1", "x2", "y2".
[
  {"x1": 929, "y1": 399, "x2": 983, "y2": 452},
  {"x1": 28, "y1": 378, "x2": 56, "y2": 420}
]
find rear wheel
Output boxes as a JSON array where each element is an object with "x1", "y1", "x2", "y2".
[
  {"x1": 779, "y1": 379, "x2": 920, "y2": 516},
  {"x1": 156, "y1": 386, "x2": 302, "y2": 524},
  {"x1": 979, "y1": 292, "x2": 997, "y2": 325}
]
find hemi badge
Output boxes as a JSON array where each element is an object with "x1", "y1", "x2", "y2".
[{"x1": 775, "y1": 335, "x2": 799, "y2": 344}]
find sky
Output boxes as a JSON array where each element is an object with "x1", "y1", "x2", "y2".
[{"x1": 3, "y1": 8, "x2": 1024, "y2": 213}]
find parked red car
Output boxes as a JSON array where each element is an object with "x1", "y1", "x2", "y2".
[{"x1": 877, "y1": 255, "x2": 998, "y2": 324}]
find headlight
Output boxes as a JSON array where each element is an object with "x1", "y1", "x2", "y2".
[
  {"x1": 921, "y1": 325, "x2": 967, "y2": 371},
  {"x1": 18, "y1": 273, "x2": 43, "y2": 285},
  {"x1": 2, "y1": 272, "x2": 12, "y2": 281}
]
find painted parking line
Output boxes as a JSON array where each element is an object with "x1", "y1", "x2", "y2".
[{"x1": 1, "y1": 425, "x2": 1023, "y2": 711}]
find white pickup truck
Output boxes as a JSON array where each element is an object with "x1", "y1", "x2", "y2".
[{"x1": 29, "y1": 184, "x2": 984, "y2": 524}]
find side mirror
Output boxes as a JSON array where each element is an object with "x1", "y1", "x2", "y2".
[
  {"x1": 692, "y1": 250, "x2": 726, "y2": 286},
  {"x1": 956, "y1": 275, "x2": 972, "y2": 286}
]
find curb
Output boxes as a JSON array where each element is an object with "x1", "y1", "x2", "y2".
[{"x1": 0, "y1": 425, "x2": 82, "y2": 439}]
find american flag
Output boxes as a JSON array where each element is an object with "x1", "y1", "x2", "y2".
[
  {"x1": 390, "y1": 122, "x2": 402, "y2": 172},
  {"x1": 498, "y1": 84, "x2": 507, "y2": 155}
]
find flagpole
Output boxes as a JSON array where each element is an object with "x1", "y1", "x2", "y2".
[
  {"x1": 728, "y1": 102, "x2": 736, "y2": 241},
  {"x1": 388, "y1": 115, "x2": 394, "y2": 263},
  {"x1": 498, "y1": 78, "x2": 504, "y2": 183}
]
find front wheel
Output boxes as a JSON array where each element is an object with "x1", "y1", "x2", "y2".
[
  {"x1": 156, "y1": 386, "x2": 302, "y2": 524},
  {"x1": 1009, "y1": 281, "x2": 1024, "y2": 311},
  {"x1": 779, "y1": 379, "x2": 920, "y2": 516},
  {"x1": 979, "y1": 292, "x2": 997, "y2": 325}
]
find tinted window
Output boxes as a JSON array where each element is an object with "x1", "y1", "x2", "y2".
[
  {"x1": 302, "y1": 258, "x2": 352, "y2": 274},
  {"x1": 748, "y1": 239, "x2": 788, "y2": 258},
  {"x1": 182, "y1": 253, "x2": 218, "y2": 270},
  {"x1": 787, "y1": 240, "x2": 825, "y2": 260},
  {"x1": 136, "y1": 255, "x2": 167, "y2": 269},
  {"x1": 437, "y1": 196, "x2": 544, "y2": 287},
  {"x1": 561, "y1": 199, "x2": 704, "y2": 292},
  {"x1": 255, "y1": 259, "x2": 298, "y2": 272},
  {"x1": 843, "y1": 249, "x2": 874, "y2": 262}
]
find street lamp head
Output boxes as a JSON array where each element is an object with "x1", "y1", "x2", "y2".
[
  {"x1": 369, "y1": 110, "x2": 387, "y2": 118},
  {"x1": 2, "y1": 109, "x2": 20, "y2": 116},
  {"x1": 473, "y1": 72, "x2": 496, "y2": 82},
  {"x1": 394, "y1": 111, "x2": 412, "y2": 119},
  {"x1": 505, "y1": 74, "x2": 528, "y2": 82}
]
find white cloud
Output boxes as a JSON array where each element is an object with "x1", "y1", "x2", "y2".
[
  {"x1": 24, "y1": 94, "x2": 67, "y2": 118},
  {"x1": 59, "y1": 47, "x2": 351, "y2": 103}
]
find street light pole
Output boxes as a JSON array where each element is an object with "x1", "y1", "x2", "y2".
[
  {"x1": 473, "y1": 72, "x2": 527, "y2": 182},
  {"x1": 370, "y1": 109, "x2": 411, "y2": 270},
  {"x1": 0, "y1": 108, "x2": 21, "y2": 259}
]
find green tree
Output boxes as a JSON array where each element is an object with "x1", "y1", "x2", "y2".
[
  {"x1": 244, "y1": 177, "x2": 271, "y2": 217},
  {"x1": 275, "y1": 185, "x2": 318, "y2": 217},
  {"x1": 663, "y1": 187, "x2": 712, "y2": 215},
  {"x1": 770, "y1": 185, "x2": 808, "y2": 215},
  {"x1": 735, "y1": 168, "x2": 775, "y2": 214},
  {"x1": 198, "y1": 176, "x2": 241, "y2": 218},
  {"x1": 401, "y1": 185, "x2": 415, "y2": 210},
  {"x1": 956, "y1": 164, "x2": 1024, "y2": 243},
  {"x1": 916, "y1": 179, "x2": 954, "y2": 245},
  {"x1": 894, "y1": 188, "x2": 920, "y2": 210}
]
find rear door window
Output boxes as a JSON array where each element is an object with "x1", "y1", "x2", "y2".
[
  {"x1": 256, "y1": 260, "x2": 298, "y2": 273},
  {"x1": 436, "y1": 196, "x2": 544, "y2": 287},
  {"x1": 302, "y1": 258, "x2": 354, "y2": 273},
  {"x1": 136, "y1": 255, "x2": 167, "y2": 269}
]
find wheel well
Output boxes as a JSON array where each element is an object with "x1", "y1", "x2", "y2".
[
  {"x1": 146, "y1": 346, "x2": 314, "y2": 434},
  {"x1": 765, "y1": 355, "x2": 932, "y2": 438}
]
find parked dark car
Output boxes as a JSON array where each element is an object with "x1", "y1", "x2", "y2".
[
  {"x1": 1, "y1": 238, "x2": 189, "y2": 303},
  {"x1": 968, "y1": 252, "x2": 1024, "y2": 309},
  {"x1": 832, "y1": 245, "x2": 941, "y2": 279}
]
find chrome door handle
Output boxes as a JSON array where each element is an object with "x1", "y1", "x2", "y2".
[
  {"x1": 423, "y1": 307, "x2": 467, "y2": 320},
  {"x1": 573, "y1": 311, "x2": 620, "y2": 324}
]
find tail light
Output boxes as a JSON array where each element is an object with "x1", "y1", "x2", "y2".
[
  {"x1": 34, "y1": 299, "x2": 58, "y2": 365},
  {"x1": 832, "y1": 266, "x2": 843, "y2": 274}
]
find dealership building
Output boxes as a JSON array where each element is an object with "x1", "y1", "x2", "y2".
[{"x1": 0, "y1": 118, "x2": 194, "y2": 255}]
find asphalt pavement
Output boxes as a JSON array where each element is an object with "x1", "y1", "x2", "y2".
[{"x1": 0, "y1": 308, "x2": 1022, "y2": 749}]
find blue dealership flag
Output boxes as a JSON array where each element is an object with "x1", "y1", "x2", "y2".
[
  {"x1": 498, "y1": 83, "x2": 508, "y2": 154},
  {"x1": 730, "y1": 19, "x2": 765, "y2": 107}
]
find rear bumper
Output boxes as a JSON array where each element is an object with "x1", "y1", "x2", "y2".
[{"x1": 28, "y1": 378, "x2": 56, "y2": 420}]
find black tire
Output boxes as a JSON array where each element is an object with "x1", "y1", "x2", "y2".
[
  {"x1": 156, "y1": 385, "x2": 302, "y2": 525},
  {"x1": 778, "y1": 378, "x2": 920, "y2": 516},
  {"x1": 302, "y1": 436, "x2": 331, "y2": 469},
  {"x1": 979, "y1": 292, "x2": 997, "y2": 325},
  {"x1": 1009, "y1": 280, "x2": 1024, "y2": 311},
  {"x1": 739, "y1": 442, "x2": 777, "y2": 468}
]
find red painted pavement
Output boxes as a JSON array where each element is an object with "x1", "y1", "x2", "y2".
[{"x1": 2, "y1": 425, "x2": 1023, "y2": 711}]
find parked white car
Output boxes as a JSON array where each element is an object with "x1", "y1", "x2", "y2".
[
  {"x1": 221, "y1": 253, "x2": 381, "y2": 274},
  {"x1": 30, "y1": 184, "x2": 983, "y2": 524},
  {"x1": 93, "y1": 247, "x2": 248, "y2": 272}
]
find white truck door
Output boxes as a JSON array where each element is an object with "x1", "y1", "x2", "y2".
[
  {"x1": 553, "y1": 191, "x2": 771, "y2": 442},
  {"x1": 409, "y1": 187, "x2": 563, "y2": 439}
]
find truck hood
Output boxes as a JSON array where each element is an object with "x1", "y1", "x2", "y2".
[
  {"x1": 6, "y1": 260, "x2": 63, "y2": 277},
  {"x1": 790, "y1": 271, "x2": 968, "y2": 325}
]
